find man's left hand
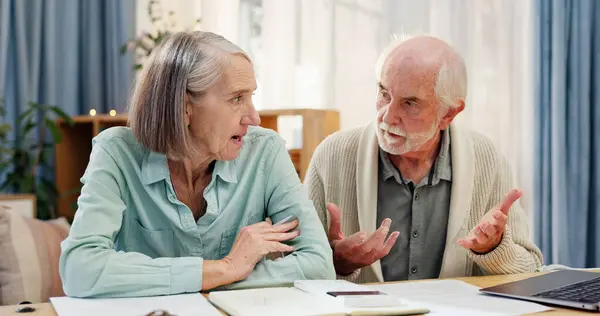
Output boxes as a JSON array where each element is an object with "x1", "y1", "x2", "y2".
[{"x1": 457, "y1": 189, "x2": 522, "y2": 254}]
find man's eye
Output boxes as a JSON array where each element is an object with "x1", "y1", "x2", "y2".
[
  {"x1": 405, "y1": 100, "x2": 418, "y2": 107},
  {"x1": 380, "y1": 90, "x2": 390, "y2": 100},
  {"x1": 233, "y1": 96, "x2": 241, "y2": 103}
]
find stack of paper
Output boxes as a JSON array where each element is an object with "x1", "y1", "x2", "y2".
[{"x1": 371, "y1": 279, "x2": 553, "y2": 316}]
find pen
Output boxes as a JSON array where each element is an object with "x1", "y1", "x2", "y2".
[{"x1": 274, "y1": 215, "x2": 294, "y2": 226}]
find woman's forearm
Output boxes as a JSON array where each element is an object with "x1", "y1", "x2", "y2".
[{"x1": 201, "y1": 259, "x2": 237, "y2": 290}]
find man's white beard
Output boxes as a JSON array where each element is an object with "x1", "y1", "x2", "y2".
[{"x1": 376, "y1": 114, "x2": 441, "y2": 155}]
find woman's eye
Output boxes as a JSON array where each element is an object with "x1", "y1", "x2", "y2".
[{"x1": 405, "y1": 100, "x2": 418, "y2": 107}]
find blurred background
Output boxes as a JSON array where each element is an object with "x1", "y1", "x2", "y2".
[{"x1": 0, "y1": 0, "x2": 598, "y2": 271}]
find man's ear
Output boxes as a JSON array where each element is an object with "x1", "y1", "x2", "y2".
[{"x1": 438, "y1": 100, "x2": 465, "y2": 130}]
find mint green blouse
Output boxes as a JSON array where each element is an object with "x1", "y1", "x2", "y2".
[{"x1": 59, "y1": 126, "x2": 335, "y2": 298}]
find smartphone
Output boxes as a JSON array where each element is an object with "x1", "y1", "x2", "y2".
[{"x1": 327, "y1": 291, "x2": 385, "y2": 297}]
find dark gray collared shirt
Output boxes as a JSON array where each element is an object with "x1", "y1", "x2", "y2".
[{"x1": 377, "y1": 130, "x2": 452, "y2": 281}]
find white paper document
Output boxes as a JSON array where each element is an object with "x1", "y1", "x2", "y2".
[
  {"x1": 371, "y1": 279, "x2": 553, "y2": 316},
  {"x1": 50, "y1": 293, "x2": 222, "y2": 316},
  {"x1": 208, "y1": 280, "x2": 429, "y2": 316},
  {"x1": 209, "y1": 287, "x2": 344, "y2": 316}
]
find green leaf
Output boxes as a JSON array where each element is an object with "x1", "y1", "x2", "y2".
[
  {"x1": 48, "y1": 106, "x2": 73, "y2": 126},
  {"x1": 23, "y1": 117, "x2": 36, "y2": 136},
  {"x1": 45, "y1": 118, "x2": 62, "y2": 143},
  {"x1": 0, "y1": 124, "x2": 11, "y2": 138},
  {"x1": 120, "y1": 43, "x2": 129, "y2": 55},
  {"x1": 28, "y1": 142, "x2": 54, "y2": 150},
  {"x1": 40, "y1": 178, "x2": 59, "y2": 195},
  {"x1": 17, "y1": 174, "x2": 35, "y2": 193},
  {"x1": 17, "y1": 107, "x2": 35, "y2": 124},
  {"x1": 0, "y1": 179, "x2": 12, "y2": 192},
  {"x1": 36, "y1": 184, "x2": 49, "y2": 199},
  {"x1": 29, "y1": 101, "x2": 45, "y2": 109},
  {"x1": 42, "y1": 146, "x2": 54, "y2": 158},
  {"x1": 0, "y1": 160, "x2": 11, "y2": 171},
  {"x1": 35, "y1": 195, "x2": 52, "y2": 220}
]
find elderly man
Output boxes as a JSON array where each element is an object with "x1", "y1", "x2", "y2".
[{"x1": 305, "y1": 35, "x2": 543, "y2": 283}]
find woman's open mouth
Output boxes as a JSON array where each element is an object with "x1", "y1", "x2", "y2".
[{"x1": 231, "y1": 135, "x2": 243, "y2": 146}]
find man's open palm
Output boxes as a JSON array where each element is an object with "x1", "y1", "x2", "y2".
[
  {"x1": 327, "y1": 203, "x2": 399, "y2": 275},
  {"x1": 457, "y1": 189, "x2": 522, "y2": 254}
]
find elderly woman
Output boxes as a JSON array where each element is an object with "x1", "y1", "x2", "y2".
[{"x1": 59, "y1": 31, "x2": 335, "y2": 298}]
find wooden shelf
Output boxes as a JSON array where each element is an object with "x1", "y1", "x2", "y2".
[{"x1": 55, "y1": 109, "x2": 339, "y2": 221}]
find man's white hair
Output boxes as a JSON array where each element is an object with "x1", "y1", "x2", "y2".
[{"x1": 375, "y1": 33, "x2": 468, "y2": 109}]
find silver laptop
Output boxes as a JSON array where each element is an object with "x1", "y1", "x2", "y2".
[{"x1": 480, "y1": 270, "x2": 600, "y2": 312}]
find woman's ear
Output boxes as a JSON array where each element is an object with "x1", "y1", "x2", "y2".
[
  {"x1": 184, "y1": 94, "x2": 192, "y2": 127},
  {"x1": 184, "y1": 111, "x2": 191, "y2": 128}
]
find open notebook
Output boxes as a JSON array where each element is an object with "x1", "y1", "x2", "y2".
[{"x1": 208, "y1": 280, "x2": 429, "y2": 316}]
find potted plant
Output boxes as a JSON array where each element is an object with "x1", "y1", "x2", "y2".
[
  {"x1": 0, "y1": 98, "x2": 74, "y2": 219},
  {"x1": 120, "y1": 0, "x2": 200, "y2": 70}
]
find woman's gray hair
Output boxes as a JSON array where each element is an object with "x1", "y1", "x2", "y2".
[{"x1": 128, "y1": 31, "x2": 249, "y2": 159}]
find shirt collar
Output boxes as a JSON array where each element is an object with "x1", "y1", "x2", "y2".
[
  {"x1": 378, "y1": 129, "x2": 452, "y2": 185},
  {"x1": 433, "y1": 128, "x2": 452, "y2": 183},
  {"x1": 212, "y1": 160, "x2": 238, "y2": 184},
  {"x1": 141, "y1": 151, "x2": 238, "y2": 185},
  {"x1": 379, "y1": 147, "x2": 400, "y2": 183},
  {"x1": 141, "y1": 151, "x2": 169, "y2": 185}
]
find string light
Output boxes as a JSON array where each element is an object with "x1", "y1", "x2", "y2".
[
  {"x1": 89, "y1": 109, "x2": 96, "y2": 116},
  {"x1": 109, "y1": 109, "x2": 117, "y2": 116}
]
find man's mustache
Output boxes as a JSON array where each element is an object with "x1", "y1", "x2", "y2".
[{"x1": 379, "y1": 122, "x2": 407, "y2": 137}]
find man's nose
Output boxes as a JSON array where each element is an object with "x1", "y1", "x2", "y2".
[{"x1": 382, "y1": 103, "x2": 403, "y2": 125}]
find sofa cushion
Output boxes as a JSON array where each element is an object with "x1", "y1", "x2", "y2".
[{"x1": 0, "y1": 208, "x2": 70, "y2": 305}]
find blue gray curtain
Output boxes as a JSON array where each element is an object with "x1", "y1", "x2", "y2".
[
  {"x1": 535, "y1": 0, "x2": 600, "y2": 268},
  {"x1": 0, "y1": 0, "x2": 135, "y2": 124}
]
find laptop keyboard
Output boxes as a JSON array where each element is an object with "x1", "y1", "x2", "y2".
[{"x1": 532, "y1": 276, "x2": 600, "y2": 304}]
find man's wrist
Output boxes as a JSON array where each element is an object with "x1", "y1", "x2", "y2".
[
  {"x1": 471, "y1": 234, "x2": 504, "y2": 254},
  {"x1": 333, "y1": 255, "x2": 356, "y2": 276},
  {"x1": 330, "y1": 239, "x2": 340, "y2": 250},
  {"x1": 336, "y1": 267, "x2": 356, "y2": 276}
]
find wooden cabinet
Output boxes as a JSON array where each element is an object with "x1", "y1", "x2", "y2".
[{"x1": 55, "y1": 109, "x2": 339, "y2": 220}]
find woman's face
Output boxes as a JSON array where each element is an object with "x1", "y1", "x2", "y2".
[{"x1": 185, "y1": 54, "x2": 260, "y2": 161}]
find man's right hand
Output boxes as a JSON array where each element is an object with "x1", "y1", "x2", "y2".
[{"x1": 326, "y1": 203, "x2": 399, "y2": 276}]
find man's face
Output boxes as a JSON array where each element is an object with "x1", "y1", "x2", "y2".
[{"x1": 375, "y1": 55, "x2": 444, "y2": 155}]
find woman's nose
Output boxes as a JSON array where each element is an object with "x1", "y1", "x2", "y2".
[{"x1": 241, "y1": 106, "x2": 261, "y2": 126}]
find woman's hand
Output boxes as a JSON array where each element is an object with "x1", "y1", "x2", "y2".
[{"x1": 222, "y1": 219, "x2": 300, "y2": 282}]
